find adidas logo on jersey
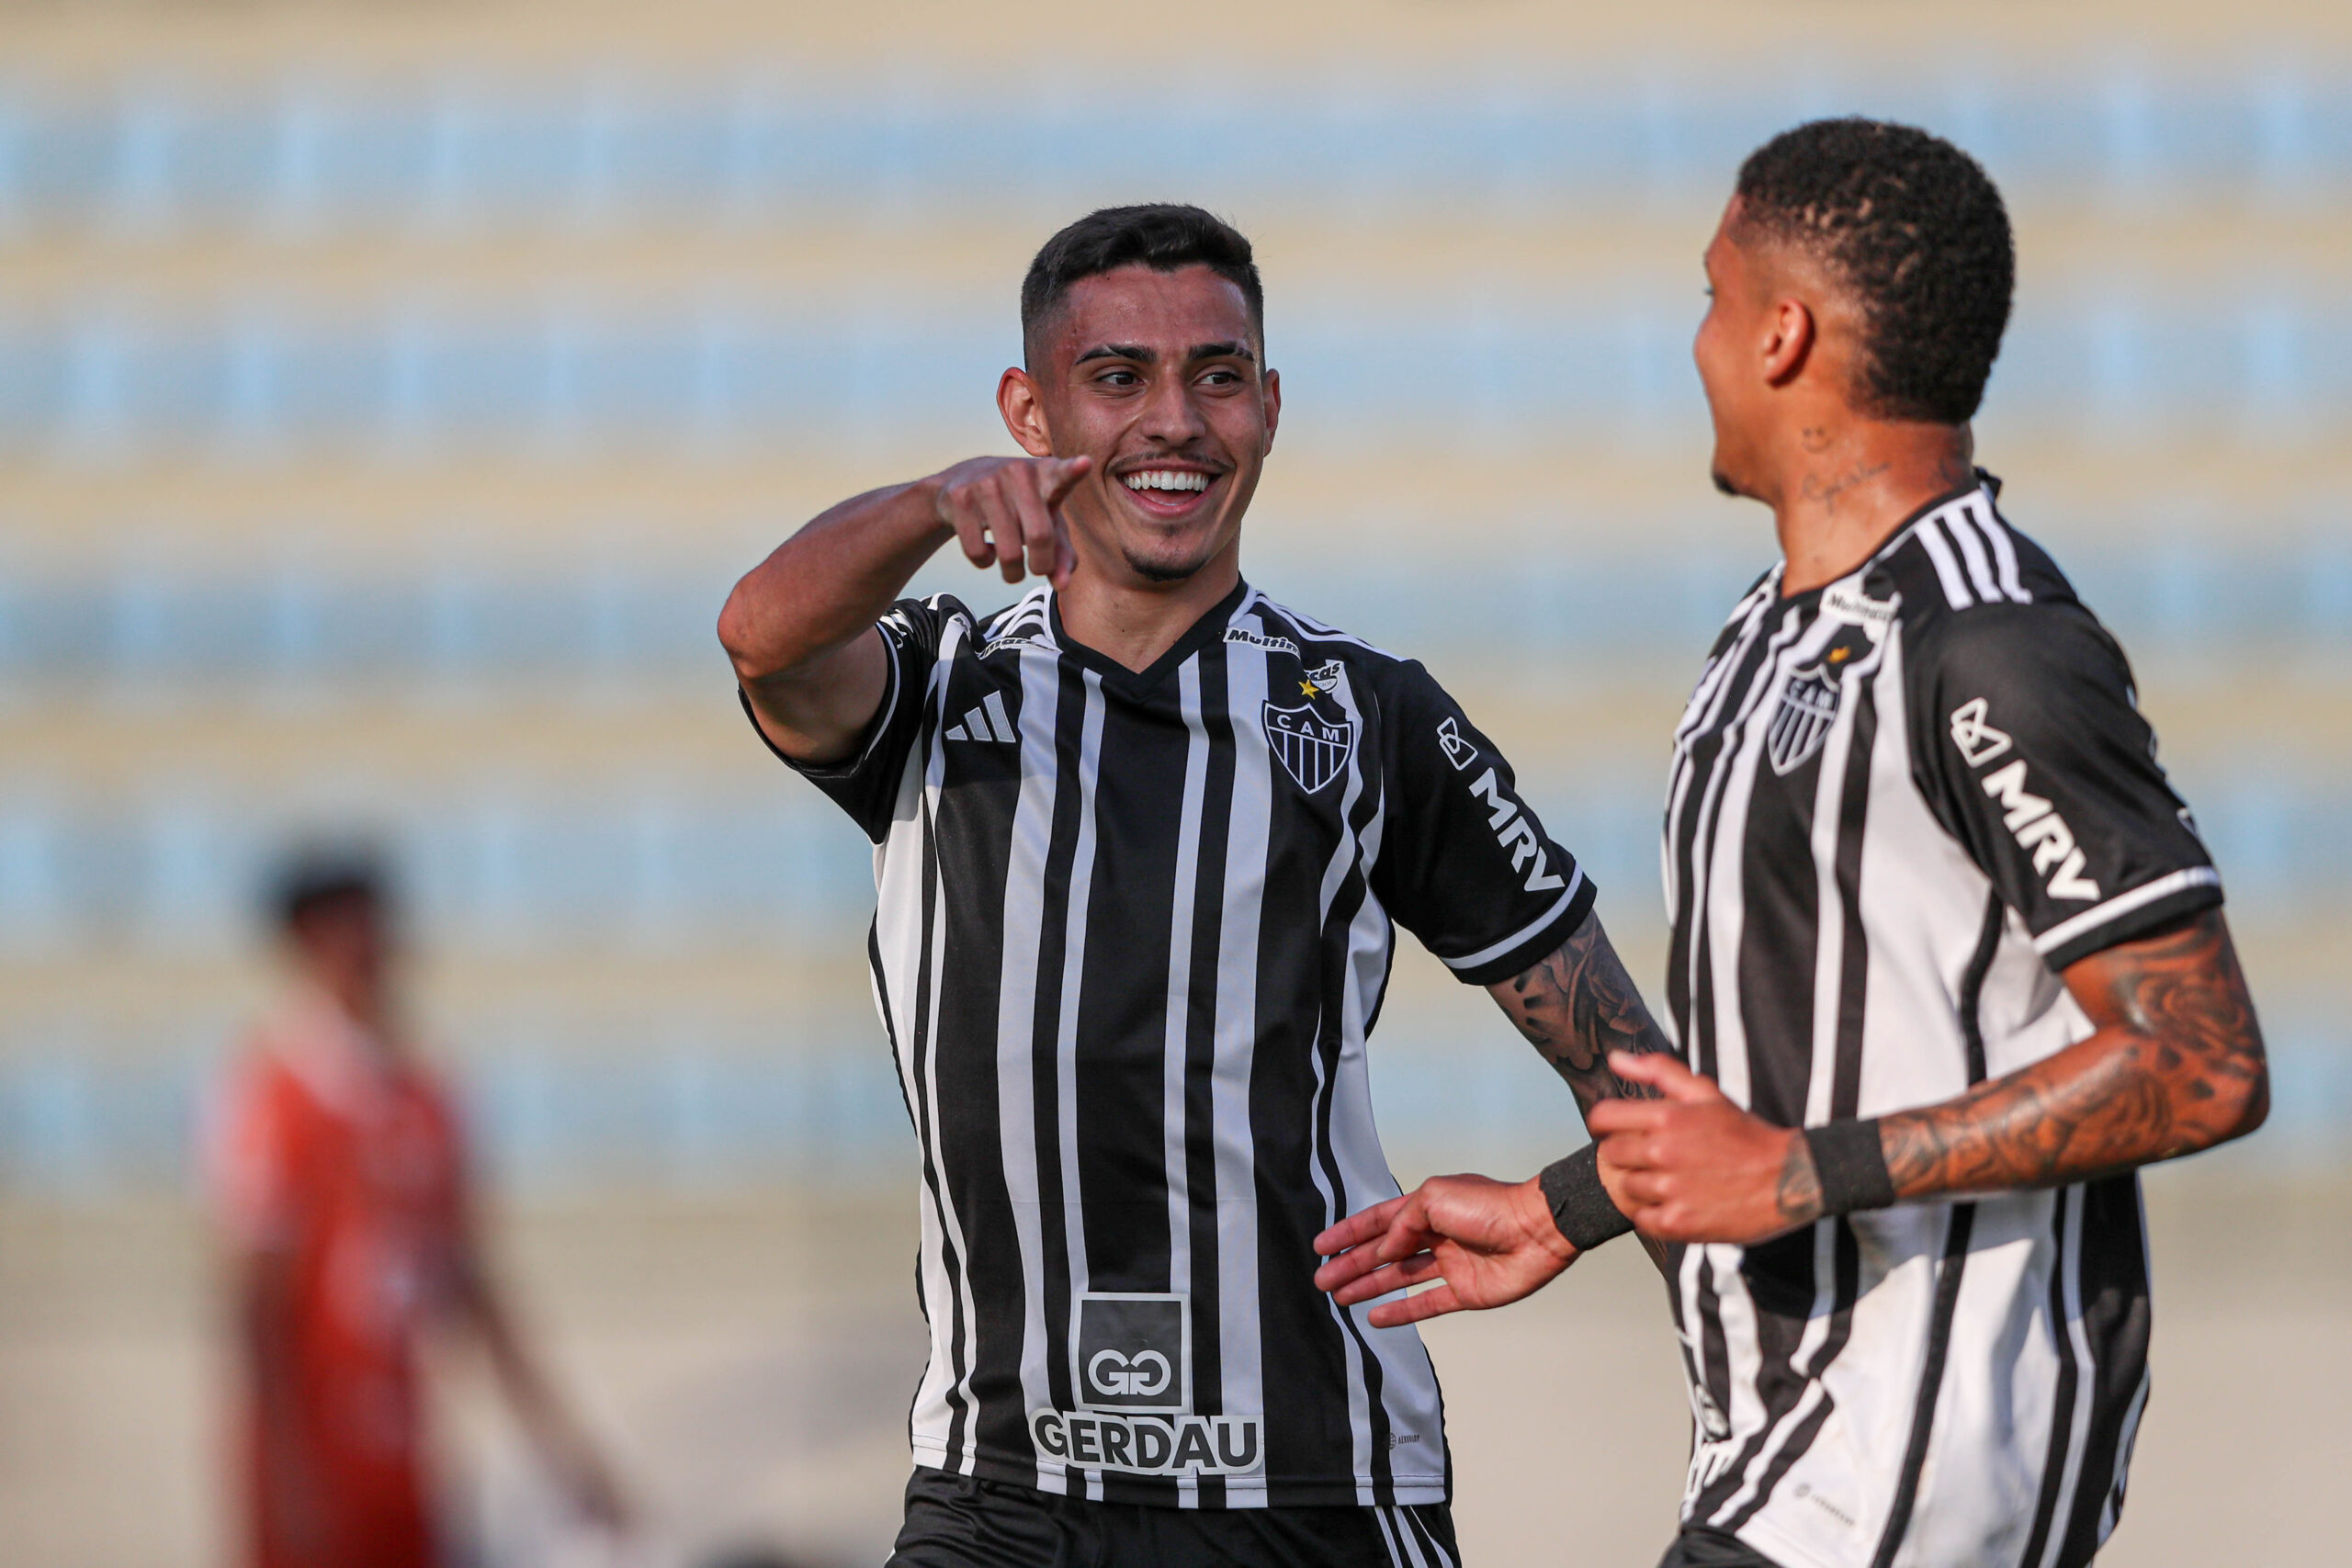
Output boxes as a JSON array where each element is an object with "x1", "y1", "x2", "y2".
[{"x1": 945, "y1": 692, "x2": 1019, "y2": 744}]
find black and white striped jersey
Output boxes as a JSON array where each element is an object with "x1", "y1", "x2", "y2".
[
  {"x1": 753, "y1": 578, "x2": 1594, "y2": 1509},
  {"x1": 1658, "y1": 477, "x2": 2219, "y2": 1568}
]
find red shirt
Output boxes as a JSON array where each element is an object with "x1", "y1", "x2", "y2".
[{"x1": 210, "y1": 993, "x2": 467, "y2": 1568}]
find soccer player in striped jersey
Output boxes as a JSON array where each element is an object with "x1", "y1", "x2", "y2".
[
  {"x1": 718, "y1": 205, "x2": 1672, "y2": 1567},
  {"x1": 1315, "y1": 121, "x2": 2269, "y2": 1568}
]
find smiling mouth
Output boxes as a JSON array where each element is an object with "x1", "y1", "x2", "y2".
[{"x1": 1118, "y1": 468, "x2": 1220, "y2": 517}]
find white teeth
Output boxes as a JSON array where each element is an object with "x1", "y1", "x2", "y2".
[{"x1": 1122, "y1": 469, "x2": 1211, "y2": 493}]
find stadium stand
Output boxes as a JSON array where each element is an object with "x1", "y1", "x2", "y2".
[{"x1": 3, "y1": 8, "x2": 2348, "y2": 1197}]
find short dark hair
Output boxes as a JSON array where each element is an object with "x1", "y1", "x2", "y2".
[
  {"x1": 267, "y1": 844, "x2": 389, "y2": 932},
  {"x1": 1020, "y1": 204, "x2": 1263, "y2": 365},
  {"x1": 1734, "y1": 118, "x2": 2014, "y2": 425}
]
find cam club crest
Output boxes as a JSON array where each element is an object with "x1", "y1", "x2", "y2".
[
  {"x1": 1262, "y1": 677, "x2": 1357, "y2": 794},
  {"x1": 1767, "y1": 663, "x2": 1843, "y2": 775},
  {"x1": 1767, "y1": 626, "x2": 1875, "y2": 776}
]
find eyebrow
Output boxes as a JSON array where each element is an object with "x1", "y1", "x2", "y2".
[{"x1": 1071, "y1": 340, "x2": 1258, "y2": 367}]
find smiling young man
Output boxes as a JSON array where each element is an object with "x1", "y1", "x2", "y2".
[
  {"x1": 718, "y1": 204, "x2": 1669, "y2": 1566},
  {"x1": 1314, "y1": 124, "x2": 2269, "y2": 1568}
]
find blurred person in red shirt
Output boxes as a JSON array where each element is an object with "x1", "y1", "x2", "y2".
[{"x1": 209, "y1": 850, "x2": 628, "y2": 1568}]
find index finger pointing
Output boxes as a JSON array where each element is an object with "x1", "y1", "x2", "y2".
[
  {"x1": 1038, "y1": 455, "x2": 1091, "y2": 506},
  {"x1": 1006, "y1": 466, "x2": 1063, "y2": 583}
]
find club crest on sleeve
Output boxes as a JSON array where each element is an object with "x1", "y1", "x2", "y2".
[{"x1": 1262, "y1": 694, "x2": 1356, "y2": 794}]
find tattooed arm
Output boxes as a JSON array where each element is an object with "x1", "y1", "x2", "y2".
[
  {"x1": 1589, "y1": 908, "x2": 2269, "y2": 1246},
  {"x1": 1306, "y1": 911, "x2": 1679, "y2": 1324},
  {"x1": 1483, "y1": 908, "x2": 1679, "y2": 1120},
  {"x1": 1872, "y1": 907, "x2": 2267, "y2": 1200}
]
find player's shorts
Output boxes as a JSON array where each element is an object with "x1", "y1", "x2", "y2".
[
  {"x1": 888, "y1": 1466, "x2": 1461, "y2": 1568},
  {"x1": 1656, "y1": 1528, "x2": 1782, "y2": 1567}
]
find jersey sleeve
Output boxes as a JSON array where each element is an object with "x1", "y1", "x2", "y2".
[
  {"x1": 1373, "y1": 663, "x2": 1597, "y2": 986},
  {"x1": 1910, "y1": 601, "x2": 2222, "y2": 972},
  {"x1": 741, "y1": 596, "x2": 947, "y2": 842}
]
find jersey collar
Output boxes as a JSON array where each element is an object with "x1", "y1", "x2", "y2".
[
  {"x1": 1778, "y1": 469, "x2": 2002, "y2": 605},
  {"x1": 1046, "y1": 577, "x2": 1252, "y2": 698}
]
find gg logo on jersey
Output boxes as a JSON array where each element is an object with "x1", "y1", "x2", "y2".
[
  {"x1": 1073, "y1": 1292, "x2": 1188, "y2": 1413},
  {"x1": 1088, "y1": 1349, "x2": 1171, "y2": 1399}
]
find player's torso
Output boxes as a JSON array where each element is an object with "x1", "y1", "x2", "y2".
[
  {"x1": 282, "y1": 1066, "x2": 460, "y2": 1357},
  {"x1": 250, "y1": 1046, "x2": 459, "y2": 1469},
  {"x1": 1663, "y1": 515, "x2": 2109, "y2": 1119},
  {"x1": 1660, "y1": 497, "x2": 2154, "y2": 1568},
  {"x1": 902, "y1": 603, "x2": 1400, "y2": 1170},
  {"x1": 869, "y1": 591, "x2": 1448, "y2": 1506}
]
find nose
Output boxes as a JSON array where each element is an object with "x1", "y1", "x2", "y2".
[{"x1": 1136, "y1": 367, "x2": 1208, "y2": 446}]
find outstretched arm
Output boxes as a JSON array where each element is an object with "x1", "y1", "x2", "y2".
[
  {"x1": 718, "y1": 452, "x2": 1090, "y2": 762},
  {"x1": 1593, "y1": 907, "x2": 2268, "y2": 1245}
]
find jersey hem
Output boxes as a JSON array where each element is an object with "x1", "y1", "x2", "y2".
[
  {"x1": 1727, "y1": 1513, "x2": 1851, "y2": 1568},
  {"x1": 2035, "y1": 867, "x2": 2222, "y2": 972},
  {"x1": 1442, "y1": 871, "x2": 1596, "y2": 987},
  {"x1": 910, "y1": 1446, "x2": 1450, "y2": 1511}
]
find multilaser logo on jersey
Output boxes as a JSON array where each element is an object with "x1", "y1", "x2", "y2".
[{"x1": 1030, "y1": 1292, "x2": 1262, "y2": 1477}]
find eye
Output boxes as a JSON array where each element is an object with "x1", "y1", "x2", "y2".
[{"x1": 1096, "y1": 367, "x2": 1141, "y2": 387}]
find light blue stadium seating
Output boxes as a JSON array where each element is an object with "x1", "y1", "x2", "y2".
[{"x1": 1, "y1": 71, "x2": 2347, "y2": 234}]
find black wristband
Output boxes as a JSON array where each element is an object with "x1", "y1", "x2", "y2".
[
  {"x1": 1804, "y1": 1119, "x2": 1895, "y2": 1215},
  {"x1": 1538, "y1": 1143, "x2": 1635, "y2": 1252}
]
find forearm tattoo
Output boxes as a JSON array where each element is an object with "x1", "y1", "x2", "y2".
[
  {"x1": 1877, "y1": 908, "x2": 2267, "y2": 1200},
  {"x1": 1774, "y1": 1138, "x2": 1824, "y2": 1229},
  {"x1": 1493, "y1": 913, "x2": 1677, "y2": 1118}
]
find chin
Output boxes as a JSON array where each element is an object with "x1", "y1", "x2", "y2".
[
  {"x1": 1124, "y1": 547, "x2": 1208, "y2": 585},
  {"x1": 1115, "y1": 524, "x2": 1227, "y2": 586}
]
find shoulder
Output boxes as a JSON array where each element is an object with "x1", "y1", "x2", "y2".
[
  {"x1": 975, "y1": 588, "x2": 1054, "y2": 650},
  {"x1": 1871, "y1": 492, "x2": 2120, "y2": 688},
  {"x1": 1241, "y1": 590, "x2": 1417, "y2": 683},
  {"x1": 882, "y1": 591, "x2": 1015, "y2": 653}
]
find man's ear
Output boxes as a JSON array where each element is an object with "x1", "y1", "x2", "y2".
[
  {"x1": 1261, "y1": 366, "x2": 1281, "y2": 450},
  {"x1": 998, "y1": 367, "x2": 1055, "y2": 457},
  {"x1": 1762, "y1": 297, "x2": 1816, "y2": 389}
]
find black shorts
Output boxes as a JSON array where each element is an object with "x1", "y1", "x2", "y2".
[
  {"x1": 888, "y1": 1467, "x2": 1461, "y2": 1568},
  {"x1": 1656, "y1": 1528, "x2": 1782, "y2": 1567}
]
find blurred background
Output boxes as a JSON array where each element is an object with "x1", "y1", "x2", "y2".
[{"x1": 3, "y1": 0, "x2": 2348, "y2": 1563}]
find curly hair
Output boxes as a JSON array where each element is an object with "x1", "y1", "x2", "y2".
[
  {"x1": 1734, "y1": 118, "x2": 2014, "y2": 425},
  {"x1": 1020, "y1": 204, "x2": 1261, "y2": 366}
]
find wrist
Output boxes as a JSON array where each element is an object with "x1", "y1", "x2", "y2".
[
  {"x1": 1802, "y1": 1118, "x2": 1895, "y2": 1215},
  {"x1": 1514, "y1": 1175, "x2": 1579, "y2": 1266},
  {"x1": 1536, "y1": 1143, "x2": 1635, "y2": 1253},
  {"x1": 912, "y1": 472, "x2": 956, "y2": 532}
]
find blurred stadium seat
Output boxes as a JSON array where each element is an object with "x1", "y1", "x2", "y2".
[{"x1": 2, "y1": 42, "x2": 2347, "y2": 1195}]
